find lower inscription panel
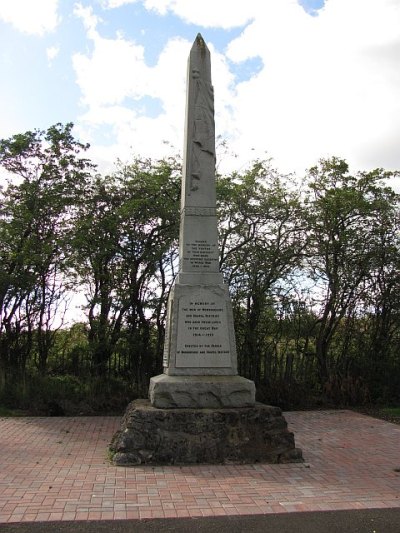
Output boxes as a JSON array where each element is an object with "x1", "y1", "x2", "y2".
[{"x1": 175, "y1": 288, "x2": 231, "y2": 368}]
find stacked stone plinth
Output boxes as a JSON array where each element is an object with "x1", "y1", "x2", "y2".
[{"x1": 110, "y1": 400, "x2": 303, "y2": 466}]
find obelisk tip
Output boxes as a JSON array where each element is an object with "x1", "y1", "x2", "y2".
[{"x1": 192, "y1": 33, "x2": 208, "y2": 53}]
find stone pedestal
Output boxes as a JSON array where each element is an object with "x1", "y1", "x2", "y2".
[
  {"x1": 149, "y1": 375, "x2": 255, "y2": 409},
  {"x1": 110, "y1": 400, "x2": 303, "y2": 466}
]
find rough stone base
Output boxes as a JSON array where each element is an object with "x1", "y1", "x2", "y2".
[
  {"x1": 149, "y1": 374, "x2": 255, "y2": 409},
  {"x1": 110, "y1": 399, "x2": 303, "y2": 466}
]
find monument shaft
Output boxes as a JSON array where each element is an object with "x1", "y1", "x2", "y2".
[
  {"x1": 178, "y1": 34, "x2": 222, "y2": 286},
  {"x1": 165, "y1": 34, "x2": 234, "y2": 375},
  {"x1": 149, "y1": 34, "x2": 255, "y2": 407}
]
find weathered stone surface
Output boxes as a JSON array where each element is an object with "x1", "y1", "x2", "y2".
[
  {"x1": 110, "y1": 400, "x2": 303, "y2": 466},
  {"x1": 149, "y1": 374, "x2": 255, "y2": 408},
  {"x1": 162, "y1": 284, "x2": 238, "y2": 377},
  {"x1": 153, "y1": 34, "x2": 246, "y2": 390}
]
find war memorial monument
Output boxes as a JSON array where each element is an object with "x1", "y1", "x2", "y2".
[{"x1": 111, "y1": 35, "x2": 303, "y2": 465}]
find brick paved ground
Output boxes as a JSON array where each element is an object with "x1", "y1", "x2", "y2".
[{"x1": 0, "y1": 410, "x2": 399, "y2": 523}]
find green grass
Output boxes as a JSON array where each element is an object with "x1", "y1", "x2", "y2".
[
  {"x1": 0, "y1": 405, "x2": 27, "y2": 417},
  {"x1": 381, "y1": 407, "x2": 400, "y2": 417}
]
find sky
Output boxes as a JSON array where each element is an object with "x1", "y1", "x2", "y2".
[{"x1": 0, "y1": 0, "x2": 400, "y2": 182}]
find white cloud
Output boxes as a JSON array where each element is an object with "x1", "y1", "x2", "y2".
[
  {"x1": 104, "y1": 0, "x2": 136, "y2": 8},
  {"x1": 222, "y1": 0, "x2": 400, "y2": 174},
  {"x1": 46, "y1": 45, "x2": 60, "y2": 64},
  {"x1": 103, "y1": 0, "x2": 260, "y2": 28},
  {"x1": 74, "y1": 0, "x2": 400, "y2": 177},
  {"x1": 73, "y1": 4, "x2": 189, "y2": 162},
  {"x1": 142, "y1": 0, "x2": 259, "y2": 28},
  {"x1": 73, "y1": 3, "x2": 101, "y2": 39},
  {"x1": 72, "y1": 7, "x2": 239, "y2": 168},
  {"x1": 73, "y1": 35, "x2": 149, "y2": 107},
  {"x1": 0, "y1": 0, "x2": 59, "y2": 36}
]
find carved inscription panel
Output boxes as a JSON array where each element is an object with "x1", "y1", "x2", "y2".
[
  {"x1": 183, "y1": 239, "x2": 219, "y2": 271},
  {"x1": 175, "y1": 289, "x2": 231, "y2": 368}
]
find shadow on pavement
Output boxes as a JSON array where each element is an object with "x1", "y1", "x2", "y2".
[{"x1": 2, "y1": 508, "x2": 400, "y2": 533}]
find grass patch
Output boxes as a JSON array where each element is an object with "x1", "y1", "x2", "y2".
[
  {"x1": 381, "y1": 407, "x2": 400, "y2": 417},
  {"x1": 0, "y1": 374, "x2": 139, "y2": 416},
  {"x1": 0, "y1": 405, "x2": 27, "y2": 417}
]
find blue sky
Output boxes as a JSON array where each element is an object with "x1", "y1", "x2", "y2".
[{"x1": 0, "y1": 0, "x2": 399, "y2": 181}]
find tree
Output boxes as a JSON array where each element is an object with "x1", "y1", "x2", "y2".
[
  {"x1": 0, "y1": 123, "x2": 94, "y2": 382},
  {"x1": 72, "y1": 157, "x2": 180, "y2": 382},
  {"x1": 217, "y1": 160, "x2": 306, "y2": 384},
  {"x1": 304, "y1": 157, "x2": 399, "y2": 386},
  {"x1": 357, "y1": 182, "x2": 400, "y2": 400}
]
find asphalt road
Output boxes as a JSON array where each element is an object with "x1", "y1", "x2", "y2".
[{"x1": 1, "y1": 508, "x2": 400, "y2": 533}]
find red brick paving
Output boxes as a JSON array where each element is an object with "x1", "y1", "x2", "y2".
[{"x1": 0, "y1": 410, "x2": 399, "y2": 523}]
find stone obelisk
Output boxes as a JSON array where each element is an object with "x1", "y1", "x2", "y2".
[
  {"x1": 149, "y1": 34, "x2": 255, "y2": 408},
  {"x1": 110, "y1": 35, "x2": 303, "y2": 466}
]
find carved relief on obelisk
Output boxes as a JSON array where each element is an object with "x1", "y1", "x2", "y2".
[
  {"x1": 181, "y1": 35, "x2": 216, "y2": 210},
  {"x1": 190, "y1": 66, "x2": 215, "y2": 192}
]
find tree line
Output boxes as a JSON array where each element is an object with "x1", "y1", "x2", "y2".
[{"x1": 0, "y1": 124, "x2": 399, "y2": 412}]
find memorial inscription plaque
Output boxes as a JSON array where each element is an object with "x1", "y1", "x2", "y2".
[
  {"x1": 175, "y1": 289, "x2": 231, "y2": 368},
  {"x1": 160, "y1": 283, "x2": 237, "y2": 376}
]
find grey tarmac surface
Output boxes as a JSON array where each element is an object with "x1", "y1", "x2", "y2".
[{"x1": 1, "y1": 508, "x2": 400, "y2": 533}]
